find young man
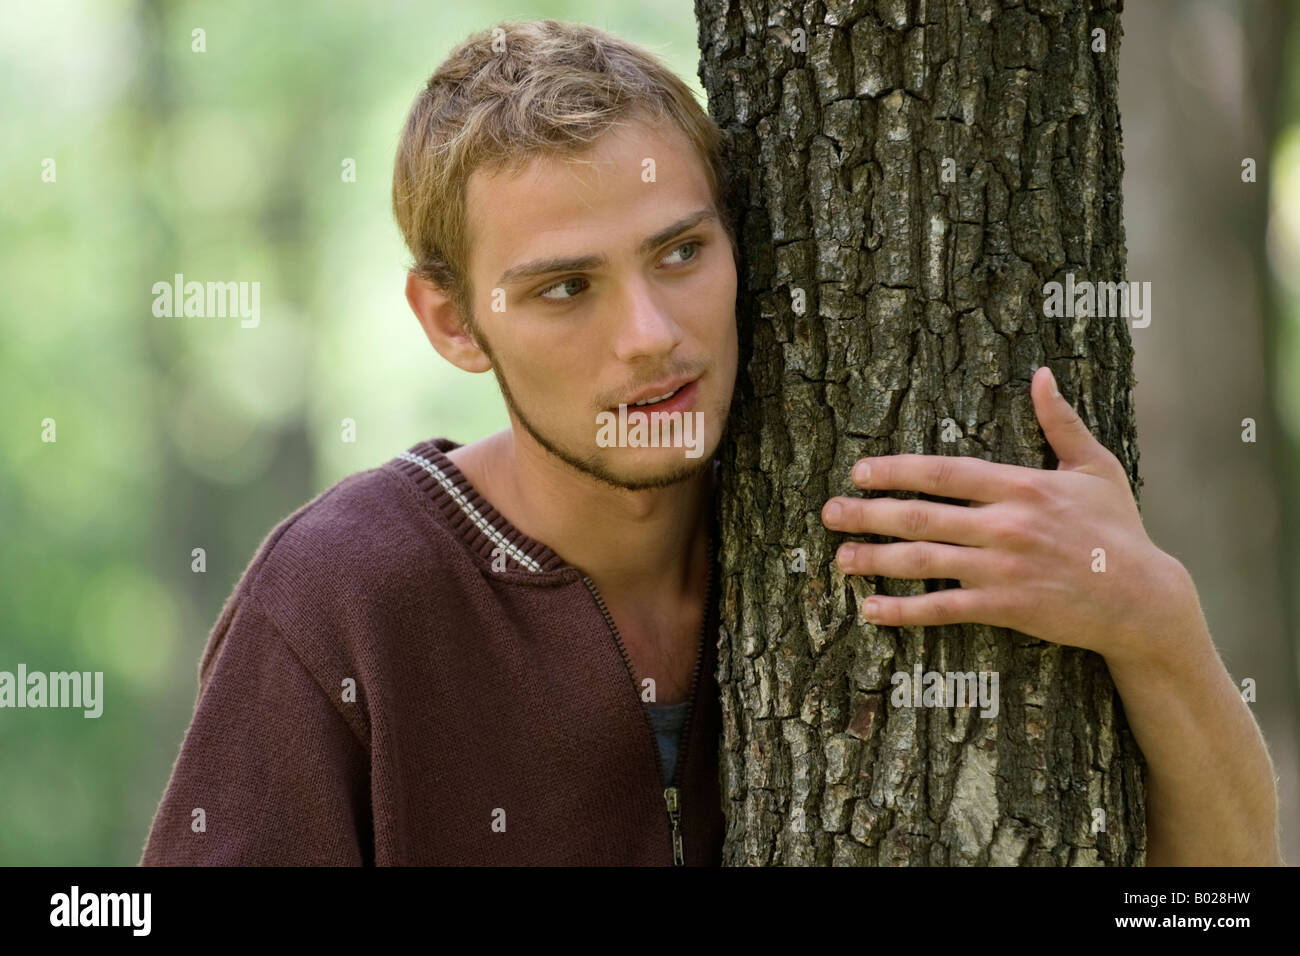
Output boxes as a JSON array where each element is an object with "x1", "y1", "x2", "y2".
[{"x1": 141, "y1": 19, "x2": 1282, "y2": 866}]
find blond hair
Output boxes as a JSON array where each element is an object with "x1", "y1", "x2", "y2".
[{"x1": 391, "y1": 18, "x2": 735, "y2": 326}]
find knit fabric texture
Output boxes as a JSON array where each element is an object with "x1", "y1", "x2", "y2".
[{"x1": 139, "y1": 437, "x2": 724, "y2": 866}]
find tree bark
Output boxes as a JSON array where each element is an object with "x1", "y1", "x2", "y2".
[{"x1": 697, "y1": 0, "x2": 1145, "y2": 865}]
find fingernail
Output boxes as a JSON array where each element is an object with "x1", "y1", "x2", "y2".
[
  {"x1": 826, "y1": 501, "x2": 842, "y2": 524},
  {"x1": 837, "y1": 544, "x2": 856, "y2": 569},
  {"x1": 862, "y1": 598, "x2": 881, "y2": 622},
  {"x1": 853, "y1": 461, "x2": 871, "y2": 483},
  {"x1": 1047, "y1": 367, "x2": 1060, "y2": 398}
]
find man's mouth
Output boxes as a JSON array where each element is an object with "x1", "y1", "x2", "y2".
[
  {"x1": 633, "y1": 385, "x2": 685, "y2": 406},
  {"x1": 608, "y1": 377, "x2": 699, "y2": 412}
]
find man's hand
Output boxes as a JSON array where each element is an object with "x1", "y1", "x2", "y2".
[
  {"x1": 820, "y1": 365, "x2": 1196, "y2": 668},
  {"x1": 819, "y1": 365, "x2": 1284, "y2": 864}
]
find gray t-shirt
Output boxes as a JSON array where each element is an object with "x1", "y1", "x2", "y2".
[
  {"x1": 647, "y1": 697, "x2": 696, "y2": 790},
  {"x1": 646, "y1": 700, "x2": 691, "y2": 787}
]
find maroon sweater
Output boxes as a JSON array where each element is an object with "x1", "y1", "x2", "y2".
[{"x1": 140, "y1": 437, "x2": 724, "y2": 865}]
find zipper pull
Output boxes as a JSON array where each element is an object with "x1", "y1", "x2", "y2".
[{"x1": 664, "y1": 787, "x2": 684, "y2": 865}]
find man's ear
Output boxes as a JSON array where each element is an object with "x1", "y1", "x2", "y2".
[{"x1": 405, "y1": 272, "x2": 493, "y2": 373}]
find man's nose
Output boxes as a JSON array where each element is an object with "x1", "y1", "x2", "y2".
[{"x1": 611, "y1": 275, "x2": 682, "y2": 363}]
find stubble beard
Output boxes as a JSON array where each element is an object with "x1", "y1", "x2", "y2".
[{"x1": 469, "y1": 317, "x2": 716, "y2": 492}]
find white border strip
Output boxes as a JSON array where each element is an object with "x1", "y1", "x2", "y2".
[{"x1": 395, "y1": 450, "x2": 543, "y2": 573}]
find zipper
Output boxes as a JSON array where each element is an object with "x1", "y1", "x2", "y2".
[
  {"x1": 664, "y1": 786, "x2": 684, "y2": 865},
  {"x1": 581, "y1": 527, "x2": 715, "y2": 867}
]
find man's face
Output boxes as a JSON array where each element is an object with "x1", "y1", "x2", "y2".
[{"x1": 461, "y1": 115, "x2": 738, "y2": 491}]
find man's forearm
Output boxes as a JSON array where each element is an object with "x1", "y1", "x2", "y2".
[{"x1": 1103, "y1": 567, "x2": 1283, "y2": 866}]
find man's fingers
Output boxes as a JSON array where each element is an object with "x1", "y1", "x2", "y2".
[
  {"x1": 835, "y1": 540, "x2": 989, "y2": 584},
  {"x1": 821, "y1": 495, "x2": 994, "y2": 546},
  {"x1": 848, "y1": 453, "x2": 1042, "y2": 504},
  {"x1": 860, "y1": 588, "x2": 1000, "y2": 628},
  {"x1": 1031, "y1": 365, "x2": 1124, "y2": 479}
]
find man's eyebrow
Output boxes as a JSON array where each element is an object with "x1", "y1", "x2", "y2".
[
  {"x1": 496, "y1": 208, "x2": 719, "y2": 287},
  {"x1": 636, "y1": 208, "x2": 718, "y2": 255}
]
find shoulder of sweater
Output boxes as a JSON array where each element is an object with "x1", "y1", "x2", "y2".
[
  {"x1": 242, "y1": 462, "x2": 458, "y2": 608},
  {"x1": 223, "y1": 462, "x2": 454, "y2": 693},
  {"x1": 227, "y1": 454, "x2": 574, "y2": 679},
  {"x1": 189, "y1": 463, "x2": 445, "y2": 749}
]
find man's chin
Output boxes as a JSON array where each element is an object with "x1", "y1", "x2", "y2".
[
  {"x1": 585, "y1": 449, "x2": 713, "y2": 491},
  {"x1": 504, "y1": 396, "x2": 719, "y2": 491}
]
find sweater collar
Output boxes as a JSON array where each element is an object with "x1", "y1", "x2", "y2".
[{"x1": 390, "y1": 437, "x2": 719, "y2": 577}]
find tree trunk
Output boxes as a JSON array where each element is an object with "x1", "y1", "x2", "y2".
[{"x1": 697, "y1": 0, "x2": 1145, "y2": 865}]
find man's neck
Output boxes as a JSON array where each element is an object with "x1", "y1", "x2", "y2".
[{"x1": 458, "y1": 428, "x2": 713, "y2": 608}]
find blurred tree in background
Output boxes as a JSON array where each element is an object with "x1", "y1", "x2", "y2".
[{"x1": 1121, "y1": 0, "x2": 1299, "y2": 862}]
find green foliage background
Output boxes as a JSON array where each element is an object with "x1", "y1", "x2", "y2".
[
  {"x1": 0, "y1": 0, "x2": 702, "y2": 865},
  {"x1": 3, "y1": 1, "x2": 1298, "y2": 866}
]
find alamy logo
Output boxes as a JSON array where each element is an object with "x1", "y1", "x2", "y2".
[
  {"x1": 890, "y1": 662, "x2": 999, "y2": 718},
  {"x1": 50, "y1": 886, "x2": 150, "y2": 936},
  {"x1": 595, "y1": 405, "x2": 706, "y2": 459},
  {"x1": 1042, "y1": 272, "x2": 1151, "y2": 328},
  {"x1": 0, "y1": 664, "x2": 103, "y2": 718},
  {"x1": 151, "y1": 273, "x2": 260, "y2": 327}
]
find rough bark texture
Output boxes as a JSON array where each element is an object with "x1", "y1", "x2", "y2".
[{"x1": 697, "y1": 0, "x2": 1145, "y2": 865}]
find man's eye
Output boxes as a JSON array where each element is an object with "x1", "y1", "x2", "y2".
[
  {"x1": 537, "y1": 277, "x2": 589, "y2": 302},
  {"x1": 535, "y1": 241, "x2": 703, "y2": 303},
  {"x1": 662, "y1": 240, "x2": 702, "y2": 266}
]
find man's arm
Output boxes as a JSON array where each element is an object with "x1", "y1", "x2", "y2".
[
  {"x1": 820, "y1": 365, "x2": 1283, "y2": 865},
  {"x1": 1103, "y1": 565, "x2": 1283, "y2": 865},
  {"x1": 141, "y1": 589, "x2": 371, "y2": 865}
]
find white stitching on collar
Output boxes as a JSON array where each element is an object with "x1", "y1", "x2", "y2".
[{"x1": 396, "y1": 450, "x2": 542, "y2": 573}]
